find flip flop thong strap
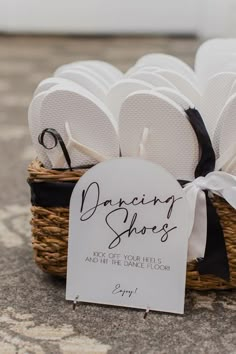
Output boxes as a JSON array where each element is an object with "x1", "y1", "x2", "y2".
[
  {"x1": 38, "y1": 122, "x2": 109, "y2": 169},
  {"x1": 38, "y1": 128, "x2": 73, "y2": 170}
]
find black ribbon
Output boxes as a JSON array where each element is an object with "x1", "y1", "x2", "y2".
[
  {"x1": 38, "y1": 128, "x2": 73, "y2": 171},
  {"x1": 183, "y1": 108, "x2": 229, "y2": 281},
  {"x1": 197, "y1": 193, "x2": 229, "y2": 281},
  {"x1": 185, "y1": 108, "x2": 216, "y2": 177}
]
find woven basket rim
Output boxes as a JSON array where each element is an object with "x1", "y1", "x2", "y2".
[{"x1": 28, "y1": 159, "x2": 89, "y2": 182}]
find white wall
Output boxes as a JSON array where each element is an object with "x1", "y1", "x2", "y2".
[
  {"x1": 2, "y1": 0, "x2": 198, "y2": 34},
  {"x1": 1, "y1": 0, "x2": 236, "y2": 36},
  {"x1": 198, "y1": 0, "x2": 236, "y2": 37}
]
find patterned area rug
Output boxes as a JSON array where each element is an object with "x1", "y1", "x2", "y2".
[{"x1": 0, "y1": 35, "x2": 236, "y2": 354}]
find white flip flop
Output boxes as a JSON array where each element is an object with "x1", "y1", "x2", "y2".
[
  {"x1": 54, "y1": 64, "x2": 111, "y2": 89},
  {"x1": 106, "y1": 78, "x2": 154, "y2": 120},
  {"x1": 29, "y1": 81, "x2": 100, "y2": 167},
  {"x1": 155, "y1": 69, "x2": 201, "y2": 108},
  {"x1": 33, "y1": 77, "x2": 77, "y2": 96},
  {"x1": 55, "y1": 69, "x2": 108, "y2": 102},
  {"x1": 128, "y1": 71, "x2": 176, "y2": 89},
  {"x1": 201, "y1": 72, "x2": 236, "y2": 138},
  {"x1": 125, "y1": 65, "x2": 161, "y2": 77},
  {"x1": 28, "y1": 91, "x2": 52, "y2": 168},
  {"x1": 228, "y1": 79, "x2": 236, "y2": 98},
  {"x1": 119, "y1": 91, "x2": 199, "y2": 180},
  {"x1": 217, "y1": 93, "x2": 236, "y2": 175},
  {"x1": 57, "y1": 60, "x2": 123, "y2": 84},
  {"x1": 195, "y1": 38, "x2": 236, "y2": 88},
  {"x1": 39, "y1": 86, "x2": 119, "y2": 168},
  {"x1": 154, "y1": 87, "x2": 194, "y2": 110},
  {"x1": 136, "y1": 53, "x2": 198, "y2": 86}
]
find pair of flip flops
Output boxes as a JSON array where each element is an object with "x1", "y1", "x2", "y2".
[
  {"x1": 119, "y1": 41, "x2": 236, "y2": 177},
  {"x1": 29, "y1": 58, "x2": 208, "y2": 181},
  {"x1": 29, "y1": 61, "x2": 123, "y2": 169},
  {"x1": 28, "y1": 40, "x2": 236, "y2": 180}
]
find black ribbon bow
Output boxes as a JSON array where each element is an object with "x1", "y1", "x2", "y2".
[{"x1": 184, "y1": 108, "x2": 229, "y2": 281}]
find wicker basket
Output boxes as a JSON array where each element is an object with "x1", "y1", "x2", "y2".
[{"x1": 28, "y1": 159, "x2": 236, "y2": 290}]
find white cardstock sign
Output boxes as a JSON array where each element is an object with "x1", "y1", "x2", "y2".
[{"x1": 66, "y1": 158, "x2": 191, "y2": 314}]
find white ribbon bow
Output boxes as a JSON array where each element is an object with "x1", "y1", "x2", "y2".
[{"x1": 184, "y1": 171, "x2": 236, "y2": 261}]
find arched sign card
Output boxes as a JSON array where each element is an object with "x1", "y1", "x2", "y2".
[{"x1": 66, "y1": 158, "x2": 191, "y2": 314}]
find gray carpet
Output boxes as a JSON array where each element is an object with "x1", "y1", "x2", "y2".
[{"x1": 0, "y1": 35, "x2": 235, "y2": 354}]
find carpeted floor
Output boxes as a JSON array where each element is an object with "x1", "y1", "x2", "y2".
[{"x1": 0, "y1": 35, "x2": 236, "y2": 354}]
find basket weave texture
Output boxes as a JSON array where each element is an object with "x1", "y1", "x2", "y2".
[{"x1": 28, "y1": 160, "x2": 236, "y2": 290}]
